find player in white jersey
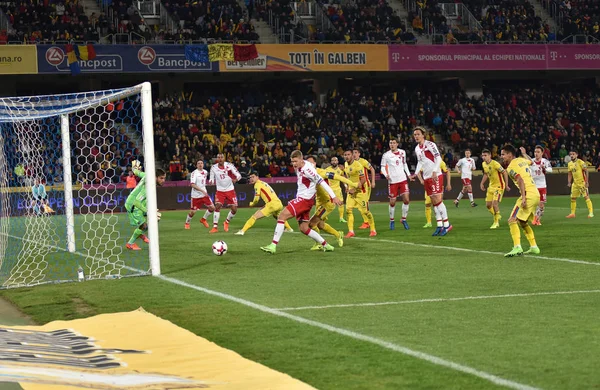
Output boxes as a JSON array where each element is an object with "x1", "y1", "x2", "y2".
[
  {"x1": 209, "y1": 153, "x2": 241, "y2": 233},
  {"x1": 380, "y1": 138, "x2": 412, "y2": 230},
  {"x1": 454, "y1": 149, "x2": 477, "y2": 208},
  {"x1": 520, "y1": 145, "x2": 552, "y2": 225},
  {"x1": 410, "y1": 127, "x2": 452, "y2": 236},
  {"x1": 185, "y1": 160, "x2": 215, "y2": 230},
  {"x1": 261, "y1": 150, "x2": 342, "y2": 254}
]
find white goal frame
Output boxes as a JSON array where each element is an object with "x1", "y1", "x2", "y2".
[{"x1": 0, "y1": 81, "x2": 160, "y2": 283}]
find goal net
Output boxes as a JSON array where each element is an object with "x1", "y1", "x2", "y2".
[{"x1": 0, "y1": 82, "x2": 160, "y2": 288}]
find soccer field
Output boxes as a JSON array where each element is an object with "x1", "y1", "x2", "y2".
[{"x1": 2, "y1": 194, "x2": 599, "y2": 390}]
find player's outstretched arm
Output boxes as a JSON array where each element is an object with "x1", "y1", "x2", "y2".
[{"x1": 330, "y1": 173, "x2": 357, "y2": 188}]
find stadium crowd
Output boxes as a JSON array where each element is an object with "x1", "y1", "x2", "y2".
[
  {"x1": 151, "y1": 80, "x2": 600, "y2": 182},
  {"x1": 1, "y1": 0, "x2": 101, "y2": 43},
  {"x1": 315, "y1": 0, "x2": 416, "y2": 43},
  {"x1": 407, "y1": 0, "x2": 556, "y2": 43},
  {"x1": 551, "y1": 0, "x2": 600, "y2": 39},
  {"x1": 5, "y1": 80, "x2": 600, "y2": 187},
  {"x1": 161, "y1": 0, "x2": 259, "y2": 42}
]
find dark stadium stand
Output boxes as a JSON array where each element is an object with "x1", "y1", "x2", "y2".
[
  {"x1": 316, "y1": 0, "x2": 416, "y2": 43},
  {"x1": 150, "y1": 80, "x2": 600, "y2": 179}
]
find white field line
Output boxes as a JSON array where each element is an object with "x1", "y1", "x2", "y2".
[
  {"x1": 276, "y1": 289, "x2": 600, "y2": 311},
  {"x1": 5, "y1": 233, "x2": 541, "y2": 390},
  {"x1": 157, "y1": 274, "x2": 541, "y2": 390}
]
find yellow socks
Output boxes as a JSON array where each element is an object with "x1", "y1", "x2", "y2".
[
  {"x1": 346, "y1": 210, "x2": 355, "y2": 232},
  {"x1": 494, "y1": 212, "x2": 501, "y2": 224},
  {"x1": 366, "y1": 211, "x2": 376, "y2": 232},
  {"x1": 509, "y1": 223, "x2": 521, "y2": 247},
  {"x1": 425, "y1": 204, "x2": 432, "y2": 224},
  {"x1": 522, "y1": 224, "x2": 537, "y2": 247},
  {"x1": 322, "y1": 223, "x2": 340, "y2": 238},
  {"x1": 586, "y1": 198, "x2": 594, "y2": 214},
  {"x1": 241, "y1": 216, "x2": 256, "y2": 232},
  {"x1": 571, "y1": 200, "x2": 577, "y2": 215},
  {"x1": 284, "y1": 220, "x2": 292, "y2": 230},
  {"x1": 338, "y1": 205, "x2": 345, "y2": 219},
  {"x1": 487, "y1": 206, "x2": 495, "y2": 216}
]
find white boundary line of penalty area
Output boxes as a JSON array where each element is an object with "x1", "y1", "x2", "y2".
[
  {"x1": 275, "y1": 289, "x2": 600, "y2": 311},
  {"x1": 345, "y1": 235, "x2": 600, "y2": 266},
  {"x1": 157, "y1": 274, "x2": 541, "y2": 390}
]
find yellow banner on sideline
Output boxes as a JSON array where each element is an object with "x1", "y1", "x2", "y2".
[
  {"x1": 0, "y1": 45, "x2": 37, "y2": 74},
  {"x1": 2, "y1": 308, "x2": 315, "y2": 390},
  {"x1": 222, "y1": 44, "x2": 388, "y2": 72}
]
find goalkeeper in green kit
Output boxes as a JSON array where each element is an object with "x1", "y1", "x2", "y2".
[{"x1": 125, "y1": 160, "x2": 167, "y2": 250}]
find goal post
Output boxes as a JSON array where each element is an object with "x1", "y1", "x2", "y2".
[{"x1": 0, "y1": 82, "x2": 160, "y2": 288}]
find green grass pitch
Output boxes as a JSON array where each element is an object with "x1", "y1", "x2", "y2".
[{"x1": 2, "y1": 194, "x2": 599, "y2": 390}]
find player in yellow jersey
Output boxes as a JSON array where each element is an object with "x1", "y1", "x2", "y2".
[
  {"x1": 235, "y1": 172, "x2": 293, "y2": 235},
  {"x1": 306, "y1": 156, "x2": 357, "y2": 250},
  {"x1": 324, "y1": 157, "x2": 347, "y2": 223},
  {"x1": 501, "y1": 145, "x2": 540, "y2": 257},
  {"x1": 344, "y1": 150, "x2": 377, "y2": 237},
  {"x1": 566, "y1": 150, "x2": 594, "y2": 218},
  {"x1": 480, "y1": 149, "x2": 510, "y2": 229},
  {"x1": 352, "y1": 148, "x2": 376, "y2": 229},
  {"x1": 417, "y1": 159, "x2": 452, "y2": 228}
]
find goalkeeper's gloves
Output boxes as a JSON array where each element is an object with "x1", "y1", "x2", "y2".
[
  {"x1": 157, "y1": 211, "x2": 162, "y2": 222},
  {"x1": 132, "y1": 160, "x2": 142, "y2": 170}
]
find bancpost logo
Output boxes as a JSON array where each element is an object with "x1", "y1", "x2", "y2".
[
  {"x1": 45, "y1": 47, "x2": 65, "y2": 66},
  {"x1": 138, "y1": 46, "x2": 212, "y2": 71},
  {"x1": 45, "y1": 46, "x2": 123, "y2": 72}
]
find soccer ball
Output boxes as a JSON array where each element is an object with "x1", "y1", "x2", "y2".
[{"x1": 212, "y1": 240, "x2": 228, "y2": 256}]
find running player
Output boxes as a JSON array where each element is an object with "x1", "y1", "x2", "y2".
[
  {"x1": 324, "y1": 157, "x2": 347, "y2": 223},
  {"x1": 352, "y1": 148, "x2": 376, "y2": 229},
  {"x1": 344, "y1": 150, "x2": 377, "y2": 238},
  {"x1": 410, "y1": 127, "x2": 452, "y2": 236},
  {"x1": 480, "y1": 149, "x2": 510, "y2": 229},
  {"x1": 566, "y1": 150, "x2": 594, "y2": 219},
  {"x1": 209, "y1": 154, "x2": 241, "y2": 233},
  {"x1": 417, "y1": 159, "x2": 451, "y2": 228},
  {"x1": 185, "y1": 160, "x2": 215, "y2": 229},
  {"x1": 520, "y1": 146, "x2": 552, "y2": 225},
  {"x1": 260, "y1": 150, "x2": 341, "y2": 254},
  {"x1": 501, "y1": 145, "x2": 540, "y2": 257},
  {"x1": 454, "y1": 149, "x2": 477, "y2": 208},
  {"x1": 380, "y1": 138, "x2": 412, "y2": 230},
  {"x1": 235, "y1": 172, "x2": 293, "y2": 235},
  {"x1": 306, "y1": 155, "x2": 357, "y2": 250}
]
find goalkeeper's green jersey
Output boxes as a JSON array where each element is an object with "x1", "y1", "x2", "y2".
[{"x1": 125, "y1": 169, "x2": 147, "y2": 212}]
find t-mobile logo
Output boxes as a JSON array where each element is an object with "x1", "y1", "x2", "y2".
[
  {"x1": 392, "y1": 53, "x2": 400, "y2": 62},
  {"x1": 550, "y1": 51, "x2": 558, "y2": 61}
]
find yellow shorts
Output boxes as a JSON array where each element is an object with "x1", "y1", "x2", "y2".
[
  {"x1": 509, "y1": 195, "x2": 540, "y2": 222},
  {"x1": 346, "y1": 193, "x2": 369, "y2": 211},
  {"x1": 485, "y1": 186, "x2": 505, "y2": 203},
  {"x1": 313, "y1": 201, "x2": 335, "y2": 221},
  {"x1": 571, "y1": 184, "x2": 589, "y2": 198},
  {"x1": 261, "y1": 201, "x2": 284, "y2": 217}
]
